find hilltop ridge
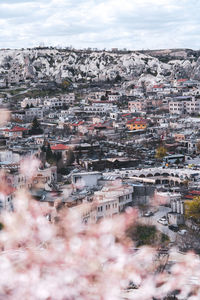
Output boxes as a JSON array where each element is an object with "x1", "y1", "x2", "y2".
[{"x1": 0, "y1": 47, "x2": 200, "y2": 86}]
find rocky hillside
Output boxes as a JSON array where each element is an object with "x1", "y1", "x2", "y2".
[{"x1": 1, "y1": 48, "x2": 200, "y2": 85}]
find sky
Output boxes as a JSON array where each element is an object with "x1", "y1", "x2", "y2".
[{"x1": 0, "y1": 0, "x2": 199, "y2": 50}]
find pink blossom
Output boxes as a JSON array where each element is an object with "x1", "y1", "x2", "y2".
[{"x1": 20, "y1": 156, "x2": 40, "y2": 180}]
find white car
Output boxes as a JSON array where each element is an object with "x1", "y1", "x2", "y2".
[
  {"x1": 178, "y1": 229, "x2": 187, "y2": 235},
  {"x1": 157, "y1": 218, "x2": 168, "y2": 226},
  {"x1": 144, "y1": 211, "x2": 154, "y2": 217}
]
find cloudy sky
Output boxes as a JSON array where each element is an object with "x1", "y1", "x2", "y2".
[{"x1": 0, "y1": 0, "x2": 199, "y2": 50}]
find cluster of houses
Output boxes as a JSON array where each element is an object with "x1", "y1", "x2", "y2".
[{"x1": 1, "y1": 76, "x2": 200, "y2": 235}]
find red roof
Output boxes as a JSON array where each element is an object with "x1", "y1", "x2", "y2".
[
  {"x1": 185, "y1": 195, "x2": 194, "y2": 199},
  {"x1": 127, "y1": 118, "x2": 147, "y2": 125},
  {"x1": 177, "y1": 78, "x2": 188, "y2": 82},
  {"x1": 71, "y1": 121, "x2": 84, "y2": 127},
  {"x1": 190, "y1": 190, "x2": 200, "y2": 195},
  {"x1": 4, "y1": 126, "x2": 28, "y2": 132},
  {"x1": 153, "y1": 84, "x2": 164, "y2": 89},
  {"x1": 88, "y1": 122, "x2": 111, "y2": 130},
  {"x1": 122, "y1": 113, "x2": 131, "y2": 117},
  {"x1": 51, "y1": 144, "x2": 70, "y2": 151},
  {"x1": 94, "y1": 123, "x2": 107, "y2": 128}
]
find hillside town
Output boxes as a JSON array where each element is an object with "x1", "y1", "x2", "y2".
[
  {"x1": 2, "y1": 0, "x2": 200, "y2": 296},
  {"x1": 1, "y1": 48, "x2": 200, "y2": 258}
]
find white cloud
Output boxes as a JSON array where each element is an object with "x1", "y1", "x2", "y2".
[{"x1": 0, "y1": 0, "x2": 199, "y2": 50}]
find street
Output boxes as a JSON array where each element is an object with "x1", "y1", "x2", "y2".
[{"x1": 140, "y1": 206, "x2": 177, "y2": 242}]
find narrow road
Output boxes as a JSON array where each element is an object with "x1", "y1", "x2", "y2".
[{"x1": 140, "y1": 206, "x2": 177, "y2": 242}]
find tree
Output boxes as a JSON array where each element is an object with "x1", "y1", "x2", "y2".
[
  {"x1": 78, "y1": 148, "x2": 82, "y2": 159},
  {"x1": 61, "y1": 79, "x2": 70, "y2": 90},
  {"x1": 66, "y1": 149, "x2": 75, "y2": 166},
  {"x1": 127, "y1": 224, "x2": 169, "y2": 247},
  {"x1": 64, "y1": 124, "x2": 71, "y2": 135},
  {"x1": 30, "y1": 117, "x2": 43, "y2": 135},
  {"x1": 155, "y1": 146, "x2": 167, "y2": 159},
  {"x1": 197, "y1": 141, "x2": 200, "y2": 153},
  {"x1": 114, "y1": 74, "x2": 122, "y2": 82},
  {"x1": 56, "y1": 152, "x2": 64, "y2": 171},
  {"x1": 183, "y1": 179, "x2": 189, "y2": 187},
  {"x1": 101, "y1": 95, "x2": 107, "y2": 101},
  {"x1": 32, "y1": 117, "x2": 40, "y2": 129},
  {"x1": 76, "y1": 154, "x2": 80, "y2": 165},
  {"x1": 185, "y1": 196, "x2": 200, "y2": 223},
  {"x1": 46, "y1": 143, "x2": 54, "y2": 163},
  {"x1": 141, "y1": 80, "x2": 147, "y2": 96},
  {"x1": 88, "y1": 146, "x2": 94, "y2": 158},
  {"x1": 41, "y1": 144, "x2": 46, "y2": 152},
  {"x1": 62, "y1": 104, "x2": 69, "y2": 110},
  {"x1": 99, "y1": 149, "x2": 104, "y2": 161}
]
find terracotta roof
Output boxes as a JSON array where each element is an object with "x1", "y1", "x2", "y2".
[
  {"x1": 71, "y1": 121, "x2": 84, "y2": 127},
  {"x1": 190, "y1": 190, "x2": 200, "y2": 195},
  {"x1": 122, "y1": 113, "x2": 131, "y2": 117},
  {"x1": 153, "y1": 84, "x2": 164, "y2": 89},
  {"x1": 94, "y1": 123, "x2": 107, "y2": 128},
  {"x1": 4, "y1": 126, "x2": 28, "y2": 132},
  {"x1": 185, "y1": 195, "x2": 194, "y2": 199},
  {"x1": 127, "y1": 118, "x2": 147, "y2": 125},
  {"x1": 51, "y1": 144, "x2": 70, "y2": 151},
  {"x1": 177, "y1": 78, "x2": 188, "y2": 82}
]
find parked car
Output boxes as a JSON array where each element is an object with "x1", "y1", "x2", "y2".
[
  {"x1": 178, "y1": 229, "x2": 187, "y2": 235},
  {"x1": 144, "y1": 211, "x2": 154, "y2": 217},
  {"x1": 157, "y1": 218, "x2": 168, "y2": 226},
  {"x1": 168, "y1": 224, "x2": 179, "y2": 232}
]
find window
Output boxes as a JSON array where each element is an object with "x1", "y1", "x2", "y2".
[
  {"x1": 74, "y1": 176, "x2": 81, "y2": 183},
  {"x1": 98, "y1": 206, "x2": 103, "y2": 212},
  {"x1": 119, "y1": 196, "x2": 123, "y2": 203}
]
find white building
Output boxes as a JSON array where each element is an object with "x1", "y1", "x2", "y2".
[
  {"x1": 21, "y1": 97, "x2": 41, "y2": 108},
  {"x1": 154, "y1": 190, "x2": 181, "y2": 206},
  {"x1": 0, "y1": 76, "x2": 7, "y2": 88},
  {"x1": 128, "y1": 100, "x2": 145, "y2": 112},
  {"x1": 60, "y1": 93, "x2": 75, "y2": 104},
  {"x1": 25, "y1": 107, "x2": 43, "y2": 120},
  {"x1": 59, "y1": 110, "x2": 70, "y2": 120},
  {"x1": 11, "y1": 111, "x2": 25, "y2": 121},
  {"x1": 44, "y1": 93, "x2": 75, "y2": 108},
  {"x1": 72, "y1": 172, "x2": 102, "y2": 191},
  {"x1": 0, "y1": 187, "x2": 14, "y2": 213},
  {"x1": 89, "y1": 91, "x2": 106, "y2": 101},
  {"x1": 84, "y1": 103, "x2": 118, "y2": 115},
  {"x1": 169, "y1": 96, "x2": 200, "y2": 115},
  {"x1": 94, "y1": 184, "x2": 133, "y2": 222},
  {"x1": 168, "y1": 198, "x2": 185, "y2": 225},
  {"x1": 0, "y1": 151, "x2": 20, "y2": 164},
  {"x1": 108, "y1": 93, "x2": 121, "y2": 102},
  {"x1": 70, "y1": 183, "x2": 133, "y2": 224}
]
